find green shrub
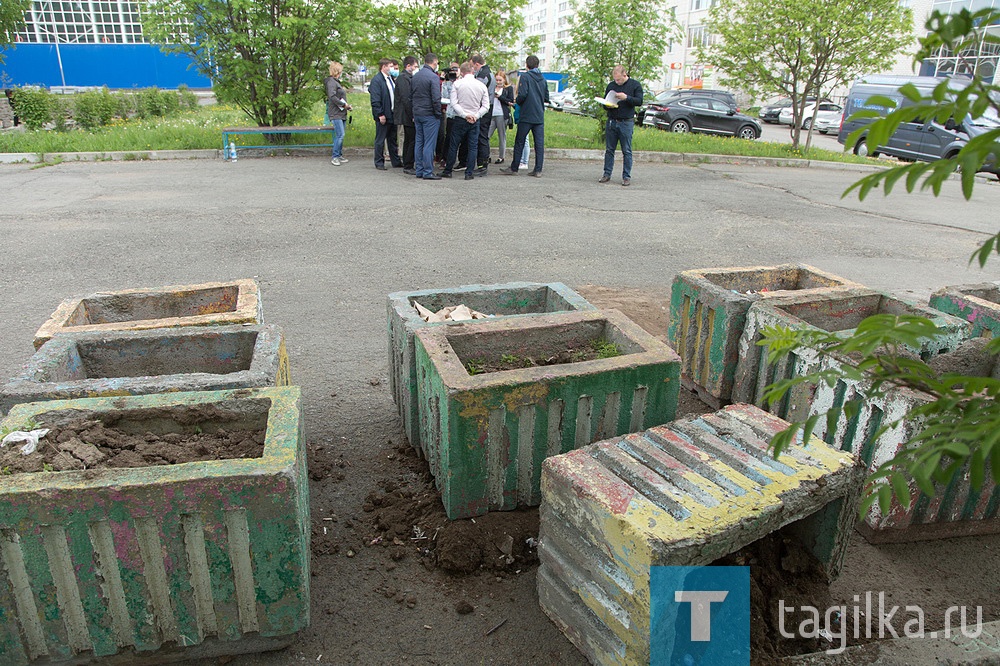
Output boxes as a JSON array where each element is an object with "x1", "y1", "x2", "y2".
[
  {"x1": 51, "y1": 96, "x2": 73, "y2": 132},
  {"x1": 136, "y1": 88, "x2": 180, "y2": 118},
  {"x1": 115, "y1": 91, "x2": 140, "y2": 119},
  {"x1": 177, "y1": 84, "x2": 199, "y2": 111},
  {"x1": 73, "y1": 88, "x2": 118, "y2": 129},
  {"x1": 11, "y1": 87, "x2": 53, "y2": 130}
]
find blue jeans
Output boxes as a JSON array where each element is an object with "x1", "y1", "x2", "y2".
[
  {"x1": 414, "y1": 115, "x2": 441, "y2": 178},
  {"x1": 330, "y1": 118, "x2": 345, "y2": 158},
  {"x1": 511, "y1": 122, "x2": 544, "y2": 173},
  {"x1": 444, "y1": 119, "x2": 479, "y2": 177},
  {"x1": 604, "y1": 119, "x2": 634, "y2": 179}
]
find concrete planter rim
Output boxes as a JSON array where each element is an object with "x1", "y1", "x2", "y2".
[
  {"x1": 0, "y1": 386, "x2": 299, "y2": 493},
  {"x1": 414, "y1": 309, "x2": 680, "y2": 391}
]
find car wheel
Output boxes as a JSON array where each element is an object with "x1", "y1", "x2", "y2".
[
  {"x1": 854, "y1": 140, "x2": 878, "y2": 158},
  {"x1": 737, "y1": 125, "x2": 758, "y2": 140},
  {"x1": 802, "y1": 118, "x2": 812, "y2": 130},
  {"x1": 670, "y1": 119, "x2": 690, "y2": 133}
]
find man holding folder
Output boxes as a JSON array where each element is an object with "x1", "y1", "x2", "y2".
[{"x1": 598, "y1": 65, "x2": 643, "y2": 187}]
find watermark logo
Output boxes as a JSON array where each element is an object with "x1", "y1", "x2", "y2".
[
  {"x1": 650, "y1": 566, "x2": 750, "y2": 666},
  {"x1": 780, "y1": 592, "x2": 984, "y2": 655}
]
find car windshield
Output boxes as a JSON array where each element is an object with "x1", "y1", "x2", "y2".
[{"x1": 969, "y1": 110, "x2": 1000, "y2": 128}]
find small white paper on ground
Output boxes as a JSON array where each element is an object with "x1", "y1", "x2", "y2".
[{"x1": 1, "y1": 429, "x2": 51, "y2": 455}]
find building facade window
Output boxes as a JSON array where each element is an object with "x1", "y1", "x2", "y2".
[{"x1": 13, "y1": 0, "x2": 190, "y2": 45}]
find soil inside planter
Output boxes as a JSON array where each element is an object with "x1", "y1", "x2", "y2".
[
  {"x1": 465, "y1": 338, "x2": 620, "y2": 375},
  {"x1": 1, "y1": 405, "x2": 266, "y2": 474}
]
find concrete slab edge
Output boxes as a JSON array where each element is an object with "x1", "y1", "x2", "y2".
[{"x1": 2, "y1": 147, "x2": 995, "y2": 183}]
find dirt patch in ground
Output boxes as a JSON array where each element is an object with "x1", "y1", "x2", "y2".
[
  {"x1": 362, "y1": 441, "x2": 539, "y2": 574},
  {"x1": 0, "y1": 417, "x2": 264, "y2": 474}
]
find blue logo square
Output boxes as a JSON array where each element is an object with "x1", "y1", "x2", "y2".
[{"x1": 650, "y1": 565, "x2": 750, "y2": 666}]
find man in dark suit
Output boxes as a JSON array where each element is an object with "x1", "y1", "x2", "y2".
[
  {"x1": 369, "y1": 58, "x2": 402, "y2": 170},
  {"x1": 410, "y1": 53, "x2": 443, "y2": 180},
  {"x1": 393, "y1": 56, "x2": 418, "y2": 174}
]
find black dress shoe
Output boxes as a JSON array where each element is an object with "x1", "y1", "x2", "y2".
[
  {"x1": 464, "y1": 174, "x2": 475, "y2": 180},
  {"x1": 423, "y1": 175, "x2": 442, "y2": 180},
  {"x1": 438, "y1": 171, "x2": 452, "y2": 178},
  {"x1": 403, "y1": 168, "x2": 416, "y2": 175},
  {"x1": 498, "y1": 167, "x2": 518, "y2": 175},
  {"x1": 456, "y1": 162, "x2": 467, "y2": 169},
  {"x1": 392, "y1": 163, "x2": 403, "y2": 168},
  {"x1": 598, "y1": 175, "x2": 611, "y2": 183},
  {"x1": 528, "y1": 171, "x2": 542, "y2": 177},
  {"x1": 375, "y1": 165, "x2": 387, "y2": 170}
]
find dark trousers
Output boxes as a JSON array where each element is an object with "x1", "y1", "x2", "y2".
[
  {"x1": 373, "y1": 120, "x2": 401, "y2": 167},
  {"x1": 443, "y1": 119, "x2": 480, "y2": 177},
  {"x1": 414, "y1": 115, "x2": 440, "y2": 178},
  {"x1": 477, "y1": 113, "x2": 491, "y2": 167},
  {"x1": 511, "y1": 122, "x2": 544, "y2": 173},
  {"x1": 603, "y1": 119, "x2": 634, "y2": 179},
  {"x1": 401, "y1": 124, "x2": 415, "y2": 169}
]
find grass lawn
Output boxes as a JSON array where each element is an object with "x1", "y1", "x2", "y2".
[{"x1": 0, "y1": 92, "x2": 871, "y2": 166}]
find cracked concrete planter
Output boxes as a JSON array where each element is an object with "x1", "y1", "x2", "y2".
[
  {"x1": 387, "y1": 282, "x2": 596, "y2": 456},
  {"x1": 413, "y1": 309, "x2": 680, "y2": 520},
  {"x1": 732, "y1": 291, "x2": 972, "y2": 422},
  {"x1": 537, "y1": 404, "x2": 861, "y2": 666},
  {"x1": 0, "y1": 387, "x2": 308, "y2": 665},
  {"x1": 34, "y1": 280, "x2": 263, "y2": 349},
  {"x1": 929, "y1": 281, "x2": 1000, "y2": 338},
  {"x1": 667, "y1": 264, "x2": 864, "y2": 408},
  {"x1": 1, "y1": 325, "x2": 290, "y2": 416}
]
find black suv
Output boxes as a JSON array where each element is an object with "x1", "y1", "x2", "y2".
[
  {"x1": 641, "y1": 93, "x2": 761, "y2": 139},
  {"x1": 636, "y1": 89, "x2": 737, "y2": 125}
]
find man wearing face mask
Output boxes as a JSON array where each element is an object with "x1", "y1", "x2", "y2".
[
  {"x1": 470, "y1": 54, "x2": 495, "y2": 175},
  {"x1": 369, "y1": 58, "x2": 402, "y2": 170},
  {"x1": 393, "y1": 56, "x2": 419, "y2": 174},
  {"x1": 410, "y1": 53, "x2": 443, "y2": 180}
]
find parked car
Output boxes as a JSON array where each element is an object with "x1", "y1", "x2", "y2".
[
  {"x1": 642, "y1": 94, "x2": 761, "y2": 139},
  {"x1": 814, "y1": 105, "x2": 846, "y2": 134},
  {"x1": 838, "y1": 74, "x2": 1000, "y2": 175},
  {"x1": 636, "y1": 88, "x2": 737, "y2": 126},
  {"x1": 547, "y1": 87, "x2": 571, "y2": 111},
  {"x1": 758, "y1": 98, "x2": 792, "y2": 123},
  {"x1": 778, "y1": 101, "x2": 842, "y2": 130},
  {"x1": 560, "y1": 88, "x2": 584, "y2": 115}
]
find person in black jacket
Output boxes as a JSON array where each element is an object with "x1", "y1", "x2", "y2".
[
  {"x1": 369, "y1": 58, "x2": 402, "y2": 170},
  {"x1": 598, "y1": 65, "x2": 643, "y2": 187},
  {"x1": 500, "y1": 55, "x2": 549, "y2": 176},
  {"x1": 471, "y1": 54, "x2": 496, "y2": 174},
  {"x1": 393, "y1": 56, "x2": 418, "y2": 173},
  {"x1": 410, "y1": 53, "x2": 443, "y2": 180}
]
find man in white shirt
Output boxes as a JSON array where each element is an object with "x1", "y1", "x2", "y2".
[{"x1": 438, "y1": 61, "x2": 490, "y2": 180}]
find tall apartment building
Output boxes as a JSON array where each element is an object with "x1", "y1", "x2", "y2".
[{"x1": 517, "y1": 0, "x2": 997, "y2": 98}]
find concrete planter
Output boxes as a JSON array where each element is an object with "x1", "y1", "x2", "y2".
[
  {"x1": 810, "y1": 353, "x2": 1000, "y2": 543},
  {"x1": 34, "y1": 280, "x2": 263, "y2": 349},
  {"x1": 413, "y1": 309, "x2": 680, "y2": 520},
  {"x1": 537, "y1": 404, "x2": 860, "y2": 666},
  {"x1": 732, "y1": 291, "x2": 972, "y2": 422},
  {"x1": 1, "y1": 325, "x2": 290, "y2": 416},
  {"x1": 0, "y1": 387, "x2": 308, "y2": 665},
  {"x1": 929, "y1": 281, "x2": 1000, "y2": 338},
  {"x1": 387, "y1": 282, "x2": 595, "y2": 456},
  {"x1": 667, "y1": 264, "x2": 864, "y2": 408}
]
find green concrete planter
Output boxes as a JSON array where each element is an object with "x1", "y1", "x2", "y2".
[
  {"x1": 667, "y1": 264, "x2": 864, "y2": 408},
  {"x1": 414, "y1": 310, "x2": 680, "y2": 520},
  {"x1": 387, "y1": 282, "x2": 596, "y2": 456},
  {"x1": 1, "y1": 325, "x2": 290, "y2": 416},
  {"x1": 732, "y1": 291, "x2": 972, "y2": 422},
  {"x1": 929, "y1": 281, "x2": 1000, "y2": 338},
  {"x1": 0, "y1": 387, "x2": 308, "y2": 665},
  {"x1": 34, "y1": 280, "x2": 263, "y2": 349}
]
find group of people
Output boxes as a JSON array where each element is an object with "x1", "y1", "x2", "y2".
[{"x1": 324, "y1": 55, "x2": 643, "y2": 185}]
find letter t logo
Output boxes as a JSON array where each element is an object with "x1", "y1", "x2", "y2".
[{"x1": 675, "y1": 591, "x2": 729, "y2": 641}]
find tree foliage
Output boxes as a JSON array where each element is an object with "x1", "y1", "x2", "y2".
[
  {"x1": 762, "y1": 10, "x2": 1000, "y2": 516},
  {"x1": 702, "y1": 0, "x2": 911, "y2": 150},
  {"x1": 354, "y1": 0, "x2": 533, "y2": 71},
  {"x1": 0, "y1": 0, "x2": 30, "y2": 64},
  {"x1": 558, "y1": 0, "x2": 679, "y2": 136},
  {"x1": 143, "y1": 0, "x2": 360, "y2": 127}
]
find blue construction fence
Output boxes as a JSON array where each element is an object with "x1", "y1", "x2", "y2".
[{"x1": 0, "y1": 43, "x2": 211, "y2": 89}]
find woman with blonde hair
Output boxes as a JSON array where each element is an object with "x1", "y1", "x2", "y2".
[
  {"x1": 489, "y1": 70, "x2": 514, "y2": 164},
  {"x1": 324, "y1": 61, "x2": 352, "y2": 165}
]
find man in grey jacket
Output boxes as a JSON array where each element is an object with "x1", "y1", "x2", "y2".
[{"x1": 500, "y1": 55, "x2": 549, "y2": 177}]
